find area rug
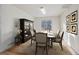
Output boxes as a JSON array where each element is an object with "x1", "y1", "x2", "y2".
[{"x1": 0, "y1": 40, "x2": 72, "y2": 55}]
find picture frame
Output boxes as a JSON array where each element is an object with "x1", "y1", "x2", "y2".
[
  {"x1": 70, "y1": 23, "x2": 78, "y2": 35},
  {"x1": 70, "y1": 10, "x2": 78, "y2": 23},
  {"x1": 66, "y1": 24, "x2": 70, "y2": 33},
  {"x1": 41, "y1": 20, "x2": 52, "y2": 31},
  {"x1": 66, "y1": 15, "x2": 71, "y2": 24},
  {"x1": 66, "y1": 10, "x2": 78, "y2": 35},
  {"x1": 66, "y1": 24, "x2": 71, "y2": 33}
]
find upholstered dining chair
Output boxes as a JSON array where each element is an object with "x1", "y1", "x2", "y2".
[
  {"x1": 52, "y1": 32, "x2": 64, "y2": 50},
  {"x1": 35, "y1": 32, "x2": 48, "y2": 55}
]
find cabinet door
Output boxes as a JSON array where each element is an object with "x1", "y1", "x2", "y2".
[{"x1": 20, "y1": 19, "x2": 24, "y2": 43}]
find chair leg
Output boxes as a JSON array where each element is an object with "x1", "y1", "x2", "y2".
[
  {"x1": 52, "y1": 42, "x2": 53, "y2": 48},
  {"x1": 59, "y1": 42, "x2": 63, "y2": 50},
  {"x1": 42, "y1": 47, "x2": 45, "y2": 54},
  {"x1": 51, "y1": 40, "x2": 53, "y2": 48},
  {"x1": 31, "y1": 39, "x2": 32, "y2": 46},
  {"x1": 35, "y1": 46, "x2": 37, "y2": 55},
  {"x1": 51, "y1": 40, "x2": 52, "y2": 48},
  {"x1": 46, "y1": 46, "x2": 48, "y2": 55}
]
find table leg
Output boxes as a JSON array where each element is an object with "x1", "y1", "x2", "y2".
[
  {"x1": 48, "y1": 38, "x2": 53, "y2": 48},
  {"x1": 50, "y1": 39, "x2": 52, "y2": 48}
]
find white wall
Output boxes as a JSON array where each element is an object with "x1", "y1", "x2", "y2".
[
  {"x1": 34, "y1": 16, "x2": 61, "y2": 33},
  {"x1": 60, "y1": 5, "x2": 79, "y2": 54},
  {"x1": 0, "y1": 5, "x2": 1, "y2": 45},
  {"x1": 0, "y1": 4, "x2": 34, "y2": 52}
]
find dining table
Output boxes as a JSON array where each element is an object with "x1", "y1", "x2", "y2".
[{"x1": 47, "y1": 33, "x2": 56, "y2": 48}]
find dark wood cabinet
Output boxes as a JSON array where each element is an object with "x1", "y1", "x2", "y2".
[
  {"x1": 20, "y1": 19, "x2": 25, "y2": 43},
  {"x1": 20, "y1": 18, "x2": 33, "y2": 43}
]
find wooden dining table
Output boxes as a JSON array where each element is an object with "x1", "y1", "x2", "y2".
[{"x1": 47, "y1": 33, "x2": 56, "y2": 48}]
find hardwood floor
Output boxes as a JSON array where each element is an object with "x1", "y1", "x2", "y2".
[{"x1": 0, "y1": 40, "x2": 72, "y2": 55}]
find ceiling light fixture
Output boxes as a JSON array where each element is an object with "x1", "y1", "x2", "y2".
[{"x1": 40, "y1": 7, "x2": 46, "y2": 15}]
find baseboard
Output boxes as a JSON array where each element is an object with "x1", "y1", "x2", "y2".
[
  {"x1": 66, "y1": 46, "x2": 77, "y2": 55},
  {"x1": 0, "y1": 43, "x2": 14, "y2": 53},
  {"x1": 63, "y1": 40, "x2": 77, "y2": 55}
]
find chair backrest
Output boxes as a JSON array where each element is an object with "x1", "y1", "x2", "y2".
[
  {"x1": 31, "y1": 29, "x2": 36, "y2": 36},
  {"x1": 56, "y1": 30, "x2": 60, "y2": 38},
  {"x1": 60, "y1": 32, "x2": 64, "y2": 42},
  {"x1": 36, "y1": 32, "x2": 47, "y2": 43},
  {"x1": 58, "y1": 30, "x2": 60, "y2": 36},
  {"x1": 33, "y1": 29, "x2": 36, "y2": 36}
]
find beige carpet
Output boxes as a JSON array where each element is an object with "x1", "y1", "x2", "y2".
[{"x1": 0, "y1": 40, "x2": 72, "y2": 55}]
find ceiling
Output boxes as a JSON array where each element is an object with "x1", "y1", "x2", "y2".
[{"x1": 13, "y1": 4, "x2": 71, "y2": 17}]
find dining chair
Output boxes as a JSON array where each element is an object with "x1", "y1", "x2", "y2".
[
  {"x1": 52, "y1": 32, "x2": 64, "y2": 50},
  {"x1": 57, "y1": 30, "x2": 60, "y2": 38},
  {"x1": 15, "y1": 34, "x2": 22, "y2": 44},
  {"x1": 31, "y1": 29, "x2": 36, "y2": 45},
  {"x1": 35, "y1": 32, "x2": 48, "y2": 54}
]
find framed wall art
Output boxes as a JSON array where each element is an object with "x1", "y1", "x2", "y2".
[
  {"x1": 66, "y1": 24, "x2": 70, "y2": 33},
  {"x1": 70, "y1": 10, "x2": 78, "y2": 23},
  {"x1": 70, "y1": 23, "x2": 78, "y2": 35},
  {"x1": 66, "y1": 10, "x2": 78, "y2": 35},
  {"x1": 41, "y1": 20, "x2": 52, "y2": 31},
  {"x1": 66, "y1": 15, "x2": 71, "y2": 24}
]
